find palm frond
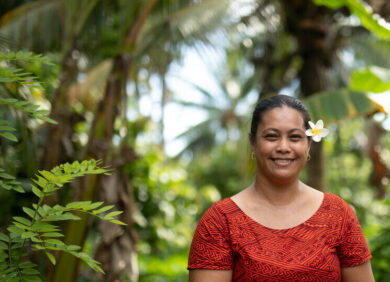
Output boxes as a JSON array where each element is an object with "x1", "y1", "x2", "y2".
[
  {"x1": 135, "y1": 0, "x2": 233, "y2": 57},
  {"x1": 0, "y1": 0, "x2": 61, "y2": 52},
  {"x1": 173, "y1": 99, "x2": 221, "y2": 112}
]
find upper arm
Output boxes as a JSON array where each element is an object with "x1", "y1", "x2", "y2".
[
  {"x1": 189, "y1": 269, "x2": 233, "y2": 282},
  {"x1": 341, "y1": 260, "x2": 375, "y2": 282},
  {"x1": 337, "y1": 200, "x2": 372, "y2": 267},
  {"x1": 188, "y1": 203, "x2": 233, "y2": 270}
]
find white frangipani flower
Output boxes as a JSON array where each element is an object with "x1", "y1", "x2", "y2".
[{"x1": 305, "y1": 120, "x2": 329, "y2": 142}]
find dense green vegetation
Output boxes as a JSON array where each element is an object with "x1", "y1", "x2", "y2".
[{"x1": 0, "y1": 0, "x2": 390, "y2": 281}]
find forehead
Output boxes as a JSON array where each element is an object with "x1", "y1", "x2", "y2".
[{"x1": 259, "y1": 106, "x2": 305, "y2": 130}]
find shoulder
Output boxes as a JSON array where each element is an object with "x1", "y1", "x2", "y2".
[
  {"x1": 201, "y1": 198, "x2": 236, "y2": 223},
  {"x1": 323, "y1": 192, "x2": 351, "y2": 210},
  {"x1": 313, "y1": 193, "x2": 356, "y2": 233},
  {"x1": 324, "y1": 192, "x2": 346, "y2": 202}
]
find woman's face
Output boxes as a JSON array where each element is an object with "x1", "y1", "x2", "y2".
[{"x1": 251, "y1": 106, "x2": 311, "y2": 184}]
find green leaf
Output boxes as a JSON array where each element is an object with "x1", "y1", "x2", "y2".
[
  {"x1": 0, "y1": 132, "x2": 18, "y2": 142},
  {"x1": 66, "y1": 201, "x2": 92, "y2": 209},
  {"x1": 303, "y1": 89, "x2": 386, "y2": 124},
  {"x1": 0, "y1": 241, "x2": 8, "y2": 250},
  {"x1": 31, "y1": 222, "x2": 58, "y2": 232},
  {"x1": 66, "y1": 245, "x2": 81, "y2": 251},
  {"x1": 13, "y1": 216, "x2": 32, "y2": 226},
  {"x1": 0, "y1": 233, "x2": 9, "y2": 242},
  {"x1": 18, "y1": 262, "x2": 37, "y2": 268},
  {"x1": 44, "y1": 239, "x2": 64, "y2": 246},
  {"x1": 0, "y1": 98, "x2": 18, "y2": 104},
  {"x1": 21, "y1": 232, "x2": 37, "y2": 239},
  {"x1": 31, "y1": 186, "x2": 44, "y2": 198},
  {"x1": 109, "y1": 219, "x2": 127, "y2": 226},
  {"x1": 1, "y1": 272, "x2": 18, "y2": 280},
  {"x1": 39, "y1": 170, "x2": 56, "y2": 182},
  {"x1": 22, "y1": 276, "x2": 43, "y2": 282},
  {"x1": 44, "y1": 213, "x2": 80, "y2": 221},
  {"x1": 14, "y1": 100, "x2": 30, "y2": 107},
  {"x1": 41, "y1": 232, "x2": 64, "y2": 238},
  {"x1": 45, "y1": 251, "x2": 56, "y2": 265},
  {"x1": 350, "y1": 66, "x2": 390, "y2": 93},
  {"x1": 84, "y1": 202, "x2": 104, "y2": 211},
  {"x1": 103, "y1": 211, "x2": 123, "y2": 220},
  {"x1": 31, "y1": 237, "x2": 43, "y2": 243},
  {"x1": 0, "y1": 172, "x2": 15, "y2": 179},
  {"x1": 92, "y1": 205, "x2": 114, "y2": 215},
  {"x1": 0, "y1": 119, "x2": 11, "y2": 125},
  {"x1": 0, "y1": 125, "x2": 16, "y2": 131},
  {"x1": 32, "y1": 243, "x2": 45, "y2": 251},
  {"x1": 7, "y1": 226, "x2": 24, "y2": 234},
  {"x1": 313, "y1": 0, "x2": 390, "y2": 40},
  {"x1": 32, "y1": 176, "x2": 47, "y2": 188},
  {"x1": 12, "y1": 221, "x2": 31, "y2": 230},
  {"x1": 23, "y1": 207, "x2": 37, "y2": 219},
  {"x1": 21, "y1": 268, "x2": 40, "y2": 275},
  {"x1": 0, "y1": 253, "x2": 9, "y2": 262},
  {"x1": 36, "y1": 115, "x2": 58, "y2": 124},
  {"x1": 11, "y1": 185, "x2": 25, "y2": 193}
]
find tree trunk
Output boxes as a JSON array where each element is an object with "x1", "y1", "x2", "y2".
[
  {"x1": 282, "y1": 0, "x2": 337, "y2": 191},
  {"x1": 41, "y1": 47, "x2": 78, "y2": 171},
  {"x1": 51, "y1": 54, "x2": 136, "y2": 282},
  {"x1": 52, "y1": 1, "x2": 160, "y2": 280},
  {"x1": 160, "y1": 71, "x2": 168, "y2": 149},
  {"x1": 299, "y1": 54, "x2": 328, "y2": 191},
  {"x1": 366, "y1": 119, "x2": 387, "y2": 199}
]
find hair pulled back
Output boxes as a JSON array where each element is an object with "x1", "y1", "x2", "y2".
[{"x1": 249, "y1": 94, "x2": 311, "y2": 143}]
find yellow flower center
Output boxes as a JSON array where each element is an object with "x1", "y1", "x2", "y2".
[{"x1": 312, "y1": 127, "x2": 320, "y2": 135}]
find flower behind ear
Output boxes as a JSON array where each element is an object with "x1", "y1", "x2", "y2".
[{"x1": 305, "y1": 120, "x2": 329, "y2": 142}]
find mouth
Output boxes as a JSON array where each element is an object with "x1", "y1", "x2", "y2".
[{"x1": 270, "y1": 158, "x2": 295, "y2": 166}]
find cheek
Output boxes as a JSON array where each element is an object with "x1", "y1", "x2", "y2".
[
  {"x1": 255, "y1": 142, "x2": 273, "y2": 154},
  {"x1": 292, "y1": 143, "x2": 309, "y2": 155}
]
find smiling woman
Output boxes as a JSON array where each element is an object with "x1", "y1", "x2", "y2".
[{"x1": 187, "y1": 95, "x2": 374, "y2": 282}]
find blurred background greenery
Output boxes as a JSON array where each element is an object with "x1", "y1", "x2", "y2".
[{"x1": 1, "y1": 0, "x2": 390, "y2": 281}]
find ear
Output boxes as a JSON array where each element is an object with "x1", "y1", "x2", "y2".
[
  {"x1": 249, "y1": 133, "x2": 255, "y2": 151},
  {"x1": 306, "y1": 139, "x2": 312, "y2": 156}
]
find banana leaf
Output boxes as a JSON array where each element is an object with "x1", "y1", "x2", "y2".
[
  {"x1": 303, "y1": 89, "x2": 387, "y2": 124},
  {"x1": 350, "y1": 66, "x2": 390, "y2": 93}
]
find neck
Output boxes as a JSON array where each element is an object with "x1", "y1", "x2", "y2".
[{"x1": 252, "y1": 176, "x2": 303, "y2": 206}]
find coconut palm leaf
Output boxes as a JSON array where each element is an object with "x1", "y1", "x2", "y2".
[
  {"x1": 0, "y1": 0, "x2": 103, "y2": 55},
  {"x1": 174, "y1": 100, "x2": 222, "y2": 112},
  {"x1": 0, "y1": 0, "x2": 61, "y2": 52},
  {"x1": 174, "y1": 116, "x2": 219, "y2": 155}
]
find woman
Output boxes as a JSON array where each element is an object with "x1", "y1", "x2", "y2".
[{"x1": 188, "y1": 95, "x2": 374, "y2": 281}]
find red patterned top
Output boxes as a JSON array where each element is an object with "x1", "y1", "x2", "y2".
[{"x1": 188, "y1": 193, "x2": 372, "y2": 281}]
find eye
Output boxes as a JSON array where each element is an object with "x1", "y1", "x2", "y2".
[
  {"x1": 264, "y1": 134, "x2": 278, "y2": 140},
  {"x1": 290, "y1": 134, "x2": 303, "y2": 141}
]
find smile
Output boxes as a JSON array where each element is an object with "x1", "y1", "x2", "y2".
[{"x1": 271, "y1": 158, "x2": 294, "y2": 165}]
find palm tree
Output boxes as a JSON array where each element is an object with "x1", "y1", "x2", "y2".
[
  {"x1": 54, "y1": 0, "x2": 236, "y2": 280},
  {"x1": 172, "y1": 46, "x2": 257, "y2": 156}
]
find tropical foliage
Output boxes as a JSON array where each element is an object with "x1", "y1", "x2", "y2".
[{"x1": 0, "y1": 0, "x2": 390, "y2": 281}]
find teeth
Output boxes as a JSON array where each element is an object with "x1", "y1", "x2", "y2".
[{"x1": 273, "y1": 159, "x2": 292, "y2": 165}]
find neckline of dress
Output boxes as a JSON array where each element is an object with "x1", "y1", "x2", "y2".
[{"x1": 228, "y1": 192, "x2": 327, "y2": 232}]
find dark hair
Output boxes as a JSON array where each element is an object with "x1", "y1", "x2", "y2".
[{"x1": 249, "y1": 94, "x2": 311, "y2": 142}]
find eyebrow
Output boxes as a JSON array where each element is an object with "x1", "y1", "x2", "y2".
[{"x1": 262, "y1": 128, "x2": 305, "y2": 134}]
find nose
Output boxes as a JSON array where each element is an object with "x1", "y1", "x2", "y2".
[{"x1": 276, "y1": 137, "x2": 291, "y2": 153}]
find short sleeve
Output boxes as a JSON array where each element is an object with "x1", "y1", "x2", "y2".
[
  {"x1": 187, "y1": 202, "x2": 233, "y2": 270},
  {"x1": 337, "y1": 200, "x2": 372, "y2": 268}
]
